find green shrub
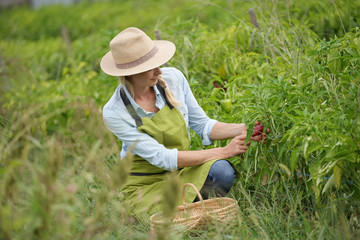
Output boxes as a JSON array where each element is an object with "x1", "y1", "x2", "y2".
[{"x1": 1, "y1": 0, "x2": 360, "y2": 239}]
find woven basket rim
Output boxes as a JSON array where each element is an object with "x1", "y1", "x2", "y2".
[
  {"x1": 179, "y1": 197, "x2": 237, "y2": 208},
  {"x1": 150, "y1": 183, "x2": 240, "y2": 231}
]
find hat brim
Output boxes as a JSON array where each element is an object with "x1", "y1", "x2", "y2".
[{"x1": 100, "y1": 40, "x2": 176, "y2": 76}]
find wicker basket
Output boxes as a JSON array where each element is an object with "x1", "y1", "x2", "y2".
[{"x1": 150, "y1": 183, "x2": 240, "y2": 233}]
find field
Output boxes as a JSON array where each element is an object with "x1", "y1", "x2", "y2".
[{"x1": 1, "y1": 0, "x2": 360, "y2": 239}]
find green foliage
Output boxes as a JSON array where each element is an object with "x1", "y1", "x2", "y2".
[
  {"x1": 1, "y1": 0, "x2": 360, "y2": 239},
  {"x1": 288, "y1": 0, "x2": 360, "y2": 39}
]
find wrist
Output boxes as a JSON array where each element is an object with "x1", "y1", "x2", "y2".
[
  {"x1": 217, "y1": 147, "x2": 229, "y2": 159},
  {"x1": 239, "y1": 123, "x2": 247, "y2": 134}
]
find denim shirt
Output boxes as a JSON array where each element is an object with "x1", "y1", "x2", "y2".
[{"x1": 102, "y1": 67, "x2": 217, "y2": 170}]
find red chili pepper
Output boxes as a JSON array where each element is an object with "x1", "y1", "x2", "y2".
[
  {"x1": 213, "y1": 81, "x2": 222, "y2": 88},
  {"x1": 252, "y1": 123, "x2": 264, "y2": 137},
  {"x1": 213, "y1": 81, "x2": 227, "y2": 91}
]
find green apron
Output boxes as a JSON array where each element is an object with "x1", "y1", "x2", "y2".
[{"x1": 119, "y1": 84, "x2": 217, "y2": 214}]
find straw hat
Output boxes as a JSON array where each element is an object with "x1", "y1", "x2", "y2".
[{"x1": 100, "y1": 27, "x2": 176, "y2": 76}]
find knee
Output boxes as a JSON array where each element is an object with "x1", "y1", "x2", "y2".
[
  {"x1": 197, "y1": 160, "x2": 236, "y2": 200},
  {"x1": 210, "y1": 160, "x2": 235, "y2": 189}
]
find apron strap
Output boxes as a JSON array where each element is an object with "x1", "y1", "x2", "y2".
[
  {"x1": 120, "y1": 83, "x2": 174, "y2": 127},
  {"x1": 120, "y1": 87, "x2": 143, "y2": 127},
  {"x1": 130, "y1": 171, "x2": 167, "y2": 176}
]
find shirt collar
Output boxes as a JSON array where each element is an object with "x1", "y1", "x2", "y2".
[
  {"x1": 153, "y1": 84, "x2": 161, "y2": 97},
  {"x1": 121, "y1": 84, "x2": 162, "y2": 112}
]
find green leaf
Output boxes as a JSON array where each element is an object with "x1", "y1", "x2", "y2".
[
  {"x1": 210, "y1": 88, "x2": 221, "y2": 98},
  {"x1": 290, "y1": 147, "x2": 301, "y2": 173},
  {"x1": 279, "y1": 163, "x2": 291, "y2": 177},
  {"x1": 245, "y1": 122, "x2": 255, "y2": 144},
  {"x1": 303, "y1": 137, "x2": 310, "y2": 157},
  {"x1": 285, "y1": 126, "x2": 307, "y2": 143},
  {"x1": 218, "y1": 64, "x2": 227, "y2": 79},
  {"x1": 333, "y1": 164, "x2": 342, "y2": 189},
  {"x1": 322, "y1": 174, "x2": 335, "y2": 194}
]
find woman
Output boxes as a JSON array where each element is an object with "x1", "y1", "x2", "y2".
[{"x1": 100, "y1": 27, "x2": 267, "y2": 214}]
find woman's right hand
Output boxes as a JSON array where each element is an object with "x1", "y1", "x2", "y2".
[
  {"x1": 178, "y1": 133, "x2": 250, "y2": 168},
  {"x1": 222, "y1": 133, "x2": 250, "y2": 158}
]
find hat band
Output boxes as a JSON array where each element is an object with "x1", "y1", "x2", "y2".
[{"x1": 115, "y1": 46, "x2": 159, "y2": 70}]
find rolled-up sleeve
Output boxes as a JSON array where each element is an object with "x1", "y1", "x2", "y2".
[
  {"x1": 103, "y1": 110, "x2": 178, "y2": 170},
  {"x1": 200, "y1": 119, "x2": 218, "y2": 145}
]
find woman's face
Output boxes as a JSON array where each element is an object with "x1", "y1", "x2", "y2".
[{"x1": 127, "y1": 67, "x2": 162, "y2": 88}]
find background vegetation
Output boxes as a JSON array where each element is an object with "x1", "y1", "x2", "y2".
[{"x1": 1, "y1": 0, "x2": 360, "y2": 239}]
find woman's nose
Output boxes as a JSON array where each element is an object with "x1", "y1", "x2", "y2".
[{"x1": 154, "y1": 67, "x2": 162, "y2": 75}]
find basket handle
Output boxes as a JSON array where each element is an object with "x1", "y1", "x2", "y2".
[{"x1": 182, "y1": 183, "x2": 204, "y2": 204}]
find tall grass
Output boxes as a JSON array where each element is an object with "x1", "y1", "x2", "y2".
[
  {"x1": 1, "y1": 0, "x2": 360, "y2": 239},
  {"x1": 0, "y1": 99, "x2": 124, "y2": 239}
]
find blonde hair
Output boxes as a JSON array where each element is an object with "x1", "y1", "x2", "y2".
[{"x1": 119, "y1": 75, "x2": 180, "y2": 108}]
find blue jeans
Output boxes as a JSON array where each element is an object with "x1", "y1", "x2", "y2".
[{"x1": 195, "y1": 160, "x2": 236, "y2": 201}]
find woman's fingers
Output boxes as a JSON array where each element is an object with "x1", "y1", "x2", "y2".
[
  {"x1": 223, "y1": 134, "x2": 250, "y2": 158},
  {"x1": 236, "y1": 132, "x2": 247, "y2": 139},
  {"x1": 224, "y1": 126, "x2": 272, "y2": 158},
  {"x1": 224, "y1": 124, "x2": 272, "y2": 158}
]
